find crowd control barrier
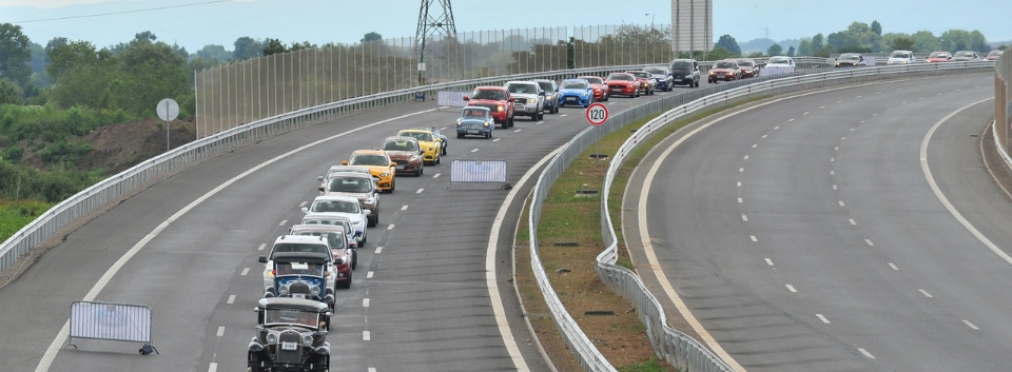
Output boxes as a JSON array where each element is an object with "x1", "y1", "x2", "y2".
[
  {"x1": 65, "y1": 301, "x2": 156, "y2": 353},
  {"x1": 450, "y1": 159, "x2": 509, "y2": 190}
]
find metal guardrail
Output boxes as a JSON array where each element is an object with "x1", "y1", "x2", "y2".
[{"x1": 995, "y1": 51, "x2": 1010, "y2": 153}]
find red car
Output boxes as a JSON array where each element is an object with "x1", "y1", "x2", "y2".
[
  {"x1": 626, "y1": 71, "x2": 657, "y2": 95},
  {"x1": 577, "y1": 75, "x2": 610, "y2": 101},
  {"x1": 463, "y1": 86, "x2": 515, "y2": 128},
  {"x1": 926, "y1": 51, "x2": 952, "y2": 63},
  {"x1": 708, "y1": 59, "x2": 741, "y2": 83},
  {"x1": 736, "y1": 58, "x2": 758, "y2": 78},
  {"x1": 605, "y1": 72, "x2": 640, "y2": 98}
]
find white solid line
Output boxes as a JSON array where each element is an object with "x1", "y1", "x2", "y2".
[
  {"x1": 367, "y1": 271, "x2": 374, "y2": 279},
  {"x1": 227, "y1": 295, "x2": 235, "y2": 304},
  {"x1": 514, "y1": 129, "x2": 522, "y2": 133},
  {"x1": 401, "y1": 205, "x2": 408, "y2": 211},
  {"x1": 363, "y1": 331, "x2": 371, "y2": 341},
  {"x1": 258, "y1": 243, "x2": 266, "y2": 251},
  {"x1": 737, "y1": 197, "x2": 743, "y2": 204},
  {"x1": 278, "y1": 219, "x2": 287, "y2": 226},
  {"x1": 375, "y1": 246, "x2": 383, "y2": 254},
  {"x1": 299, "y1": 201, "x2": 308, "y2": 207},
  {"x1": 471, "y1": 148, "x2": 479, "y2": 153},
  {"x1": 786, "y1": 284, "x2": 797, "y2": 293},
  {"x1": 816, "y1": 314, "x2": 831, "y2": 324},
  {"x1": 921, "y1": 98, "x2": 1012, "y2": 267},
  {"x1": 493, "y1": 138, "x2": 501, "y2": 142},
  {"x1": 560, "y1": 114, "x2": 568, "y2": 117},
  {"x1": 433, "y1": 173, "x2": 441, "y2": 178},
  {"x1": 737, "y1": 181, "x2": 742, "y2": 188},
  {"x1": 865, "y1": 239, "x2": 874, "y2": 246},
  {"x1": 742, "y1": 215, "x2": 748, "y2": 222},
  {"x1": 859, "y1": 348, "x2": 876, "y2": 359},
  {"x1": 217, "y1": 326, "x2": 225, "y2": 337},
  {"x1": 920, "y1": 289, "x2": 934, "y2": 298},
  {"x1": 849, "y1": 218, "x2": 856, "y2": 225},
  {"x1": 208, "y1": 363, "x2": 218, "y2": 372},
  {"x1": 739, "y1": 167, "x2": 744, "y2": 173},
  {"x1": 839, "y1": 201, "x2": 846, "y2": 207},
  {"x1": 888, "y1": 262, "x2": 899, "y2": 271},
  {"x1": 33, "y1": 107, "x2": 442, "y2": 372},
  {"x1": 962, "y1": 319, "x2": 979, "y2": 330},
  {"x1": 416, "y1": 188, "x2": 424, "y2": 194},
  {"x1": 363, "y1": 298, "x2": 370, "y2": 308},
  {"x1": 241, "y1": 267, "x2": 250, "y2": 276},
  {"x1": 750, "y1": 235, "x2": 758, "y2": 242},
  {"x1": 743, "y1": 155, "x2": 749, "y2": 160},
  {"x1": 387, "y1": 224, "x2": 395, "y2": 231},
  {"x1": 764, "y1": 258, "x2": 774, "y2": 266}
]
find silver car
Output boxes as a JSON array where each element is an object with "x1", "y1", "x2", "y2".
[
  {"x1": 301, "y1": 195, "x2": 370, "y2": 246},
  {"x1": 503, "y1": 80, "x2": 545, "y2": 121}
]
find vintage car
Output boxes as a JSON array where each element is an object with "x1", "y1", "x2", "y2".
[
  {"x1": 834, "y1": 53, "x2": 865, "y2": 68},
  {"x1": 558, "y1": 78, "x2": 593, "y2": 108},
  {"x1": 319, "y1": 171, "x2": 381, "y2": 227},
  {"x1": 301, "y1": 212, "x2": 362, "y2": 248},
  {"x1": 289, "y1": 224, "x2": 354, "y2": 287},
  {"x1": 708, "y1": 59, "x2": 742, "y2": 83},
  {"x1": 463, "y1": 86, "x2": 515, "y2": 128},
  {"x1": 380, "y1": 136, "x2": 424, "y2": 177},
  {"x1": 248, "y1": 297, "x2": 331, "y2": 372},
  {"x1": 262, "y1": 251, "x2": 335, "y2": 310},
  {"x1": 302, "y1": 195, "x2": 370, "y2": 246},
  {"x1": 396, "y1": 128, "x2": 443, "y2": 165},
  {"x1": 643, "y1": 65, "x2": 674, "y2": 91},
  {"x1": 342, "y1": 150, "x2": 396, "y2": 193},
  {"x1": 735, "y1": 58, "x2": 759, "y2": 77},
  {"x1": 260, "y1": 235, "x2": 335, "y2": 306},
  {"x1": 926, "y1": 51, "x2": 952, "y2": 63},
  {"x1": 605, "y1": 72, "x2": 641, "y2": 98},
  {"x1": 577, "y1": 75, "x2": 610, "y2": 101},
  {"x1": 626, "y1": 70, "x2": 657, "y2": 95},
  {"x1": 456, "y1": 106, "x2": 495, "y2": 139},
  {"x1": 668, "y1": 58, "x2": 700, "y2": 88},
  {"x1": 533, "y1": 79, "x2": 560, "y2": 114},
  {"x1": 504, "y1": 80, "x2": 545, "y2": 121}
]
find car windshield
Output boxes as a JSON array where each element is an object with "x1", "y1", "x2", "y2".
[
  {"x1": 349, "y1": 154, "x2": 389, "y2": 166},
  {"x1": 840, "y1": 54, "x2": 860, "y2": 61},
  {"x1": 930, "y1": 52, "x2": 950, "y2": 58},
  {"x1": 954, "y1": 51, "x2": 974, "y2": 58},
  {"x1": 300, "y1": 218, "x2": 351, "y2": 231},
  {"x1": 715, "y1": 61, "x2": 735, "y2": 68},
  {"x1": 270, "y1": 243, "x2": 329, "y2": 257},
  {"x1": 462, "y1": 108, "x2": 488, "y2": 118},
  {"x1": 579, "y1": 77, "x2": 603, "y2": 84},
  {"x1": 988, "y1": 51, "x2": 1003, "y2": 57},
  {"x1": 275, "y1": 260, "x2": 324, "y2": 276},
  {"x1": 265, "y1": 309, "x2": 319, "y2": 327},
  {"x1": 670, "y1": 61, "x2": 693, "y2": 71},
  {"x1": 608, "y1": 74, "x2": 633, "y2": 81},
  {"x1": 506, "y1": 83, "x2": 537, "y2": 94},
  {"x1": 470, "y1": 89, "x2": 506, "y2": 100},
  {"x1": 628, "y1": 71, "x2": 649, "y2": 78},
  {"x1": 292, "y1": 231, "x2": 345, "y2": 249},
  {"x1": 768, "y1": 57, "x2": 790, "y2": 64},
  {"x1": 561, "y1": 81, "x2": 588, "y2": 89},
  {"x1": 890, "y1": 51, "x2": 911, "y2": 58},
  {"x1": 311, "y1": 199, "x2": 360, "y2": 214},
  {"x1": 381, "y1": 140, "x2": 418, "y2": 152},
  {"x1": 736, "y1": 60, "x2": 754, "y2": 67},
  {"x1": 536, "y1": 81, "x2": 555, "y2": 92},
  {"x1": 400, "y1": 131, "x2": 433, "y2": 142},
  {"x1": 643, "y1": 67, "x2": 666, "y2": 74},
  {"x1": 327, "y1": 177, "x2": 372, "y2": 193}
]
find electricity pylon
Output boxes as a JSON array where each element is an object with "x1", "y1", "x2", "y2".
[{"x1": 415, "y1": 0, "x2": 458, "y2": 85}]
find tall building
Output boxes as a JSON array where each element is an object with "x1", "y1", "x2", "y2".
[{"x1": 670, "y1": 0, "x2": 713, "y2": 55}]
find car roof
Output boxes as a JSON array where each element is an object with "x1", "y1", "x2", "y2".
[
  {"x1": 325, "y1": 171, "x2": 373, "y2": 179},
  {"x1": 473, "y1": 86, "x2": 507, "y2": 91},
  {"x1": 312, "y1": 194, "x2": 360, "y2": 203},
  {"x1": 399, "y1": 128, "x2": 435, "y2": 134},
  {"x1": 350, "y1": 149, "x2": 388, "y2": 156},
  {"x1": 464, "y1": 106, "x2": 491, "y2": 111},
  {"x1": 384, "y1": 135, "x2": 419, "y2": 142},
  {"x1": 257, "y1": 297, "x2": 331, "y2": 312},
  {"x1": 289, "y1": 224, "x2": 346, "y2": 234},
  {"x1": 328, "y1": 165, "x2": 371, "y2": 174},
  {"x1": 274, "y1": 234, "x2": 328, "y2": 245},
  {"x1": 302, "y1": 212, "x2": 353, "y2": 222}
]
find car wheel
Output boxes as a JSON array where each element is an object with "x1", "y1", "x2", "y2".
[
  {"x1": 416, "y1": 166, "x2": 423, "y2": 177},
  {"x1": 352, "y1": 252, "x2": 358, "y2": 270},
  {"x1": 441, "y1": 146, "x2": 447, "y2": 156},
  {"x1": 389, "y1": 179, "x2": 395, "y2": 193},
  {"x1": 604, "y1": 94, "x2": 609, "y2": 102},
  {"x1": 537, "y1": 110, "x2": 544, "y2": 121},
  {"x1": 367, "y1": 215, "x2": 377, "y2": 228},
  {"x1": 509, "y1": 115, "x2": 514, "y2": 127},
  {"x1": 457, "y1": 133, "x2": 464, "y2": 139},
  {"x1": 435, "y1": 155, "x2": 440, "y2": 165},
  {"x1": 339, "y1": 273, "x2": 351, "y2": 289},
  {"x1": 553, "y1": 103, "x2": 559, "y2": 114},
  {"x1": 360, "y1": 232, "x2": 367, "y2": 246}
]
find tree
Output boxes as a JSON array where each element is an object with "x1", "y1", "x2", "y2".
[
  {"x1": 703, "y1": 47, "x2": 737, "y2": 61},
  {"x1": 797, "y1": 39, "x2": 812, "y2": 56},
  {"x1": 361, "y1": 32, "x2": 383, "y2": 43},
  {"x1": 909, "y1": 31, "x2": 940, "y2": 53},
  {"x1": 787, "y1": 46, "x2": 796, "y2": 57},
  {"x1": 892, "y1": 36, "x2": 916, "y2": 52},
  {"x1": 871, "y1": 21, "x2": 882, "y2": 36},
  {"x1": 263, "y1": 38, "x2": 287, "y2": 56},
  {"x1": 0, "y1": 78, "x2": 23, "y2": 105},
  {"x1": 811, "y1": 33, "x2": 824, "y2": 52},
  {"x1": 134, "y1": 31, "x2": 157, "y2": 42},
  {"x1": 46, "y1": 41, "x2": 118, "y2": 109},
  {"x1": 813, "y1": 45, "x2": 835, "y2": 58},
  {"x1": 233, "y1": 37, "x2": 263, "y2": 60},
  {"x1": 195, "y1": 44, "x2": 231, "y2": 62},
  {"x1": 715, "y1": 34, "x2": 741, "y2": 56},
  {"x1": 766, "y1": 43, "x2": 782, "y2": 56},
  {"x1": 0, "y1": 23, "x2": 33, "y2": 86}
]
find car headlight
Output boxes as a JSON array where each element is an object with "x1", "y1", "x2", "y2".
[
  {"x1": 580, "y1": 92, "x2": 587, "y2": 97},
  {"x1": 546, "y1": 94, "x2": 553, "y2": 99},
  {"x1": 456, "y1": 120, "x2": 462, "y2": 126},
  {"x1": 353, "y1": 220, "x2": 363, "y2": 226},
  {"x1": 709, "y1": 71, "x2": 715, "y2": 75},
  {"x1": 409, "y1": 155, "x2": 419, "y2": 161},
  {"x1": 266, "y1": 332, "x2": 279, "y2": 345},
  {"x1": 365, "y1": 197, "x2": 375, "y2": 205},
  {"x1": 311, "y1": 286, "x2": 321, "y2": 296},
  {"x1": 302, "y1": 334, "x2": 314, "y2": 346},
  {"x1": 483, "y1": 122, "x2": 489, "y2": 127},
  {"x1": 496, "y1": 105, "x2": 503, "y2": 112},
  {"x1": 279, "y1": 284, "x2": 290, "y2": 295}
]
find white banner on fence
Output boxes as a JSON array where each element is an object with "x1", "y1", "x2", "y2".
[
  {"x1": 450, "y1": 159, "x2": 507, "y2": 183},
  {"x1": 70, "y1": 301, "x2": 152, "y2": 343},
  {"x1": 437, "y1": 91, "x2": 469, "y2": 108},
  {"x1": 759, "y1": 66, "x2": 796, "y2": 77}
]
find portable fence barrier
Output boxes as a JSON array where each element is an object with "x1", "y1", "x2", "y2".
[
  {"x1": 65, "y1": 301, "x2": 157, "y2": 354},
  {"x1": 437, "y1": 91, "x2": 469, "y2": 109},
  {"x1": 449, "y1": 159, "x2": 509, "y2": 189}
]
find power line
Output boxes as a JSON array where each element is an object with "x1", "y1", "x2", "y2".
[{"x1": 12, "y1": 0, "x2": 231, "y2": 24}]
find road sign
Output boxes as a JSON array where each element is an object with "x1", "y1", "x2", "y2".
[
  {"x1": 156, "y1": 98, "x2": 179, "y2": 121},
  {"x1": 586, "y1": 102, "x2": 609, "y2": 126}
]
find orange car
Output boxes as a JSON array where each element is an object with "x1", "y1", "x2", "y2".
[{"x1": 342, "y1": 149, "x2": 396, "y2": 192}]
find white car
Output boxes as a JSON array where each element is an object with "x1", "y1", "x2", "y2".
[
  {"x1": 887, "y1": 50, "x2": 916, "y2": 64},
  {"x1": 300, "y1": 212, "x2": 361, "y2": 248},
  {"x1": 301, "y1": 195, "x2": 370, "y2": 246},
  {"x1": 503, "y1": 80, "x2": 545, "y2": 121},
  {"x1": 258, "y1": 235, "x2": 335, "y2": 301},
  {"x1": 952, "y1": 50, "x2": 980, "y2": 62},
  {"x1": 765, "y1": 56, "x2": 795, "y2": 68}
]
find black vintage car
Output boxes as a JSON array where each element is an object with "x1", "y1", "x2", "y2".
[
  {"x1": 263, "y1": 252, "x2": 335, "y2": 309},
  {"x1": 249, "y1": 297, "x2": 332, "y2": 372}
]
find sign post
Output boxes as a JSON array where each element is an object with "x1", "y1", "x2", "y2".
[
  {"x1": 586, "y1": 102, "x2": 609, "y2": 161},
  {"x1": 156, "y1": 98, "x2": 180, "y2": 152}
]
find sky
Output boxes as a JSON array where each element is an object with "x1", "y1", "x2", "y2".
[{"x1": 2, "y1": 0, "x2": 1008, "y2": 53}]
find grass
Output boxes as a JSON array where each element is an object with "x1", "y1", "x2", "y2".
[{"x1": 0, "y1": 199, "x2": 51, "y2": 243}]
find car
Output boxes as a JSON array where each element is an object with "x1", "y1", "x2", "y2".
[
  {"x1": 317, "y1": 165, "x2": 373, "y2": 194},
  {"x1": 733, "y1": 58, "x2": 759, "y2": 77},
  {"x1": 765, "y1": 56, "x2": 796, "y2": 68},
  {"x1": 887, "y1": 50, "x2": 915, "y2": 64},
  {"x1": 952, "y1": 50, "x2": 980, "y2": 61},
  {"x1": 456, "y1": 106, "x2": 495, "y2": 139},
  {"x1": 463, "y1": 86, "x2": 515, "y2": 128},
  {"x1": 319, "y1": 170, "x2": 381, "y2": 226},
  {"x1": 626, "y1": 71, "x2": 657, "y2": 95},
  {"x1": 605, "y1": 72, "x2": 641, "y2": 97},
  {"x1": 301, "y1": 195, "x2": 370, "y2": 246},
  {"x1": 835, "y1": 53, "x2": 866, "y2": 68},
  {"x1": 342, "y1": 149, "x2": 396, "y2": 192},
  {"x1": 708, "y1": 59, "x2": 742, "y2": 83},
  {"x1": 668, "y1": 58, "x2": 700, "y2": 88},
  {"x1": 289, "y1": 224, "x2": 354, "y2": 287},
  {"x1": 429, "y1": 127, "x2": 448, "y2": 155},
  {"x1": 397, "y1": 128, "x2": 443, "y2": 165},
  {"x1": 247, "y1": 297, "x2": 332, "y2": 372},
  {"x1": 985, "y1": 50, "x2": 1004, "y2": 61},
  {"x1": 642, "y1": 66, "x2": 675, "y2": 91},
  {"x1": 926, "y1": 51, "x2": 952, "y2": 63},
  {"x1": 258, "y1": 235, "x2": 336, "y2": 308},
  {"x1": 557, "y1": 78, "x2": 593, "y2": 108},
  {"x1": 577, "y1": 75, "x2": 610, "y2": 101},
  {"x1": 533, "y1": 79, "x2": 560, "y2": 114},
  {"x1": 380, "y1": 136, "x2": 424, "y2": 177},
  {"x1": 300, "y1": 212, "x2": 362, "y2": 248},
  {"x1": 503, "y1": 80, "x2": 545, "y2": 121}
]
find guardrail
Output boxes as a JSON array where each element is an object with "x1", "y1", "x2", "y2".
[
  {"x1": 995, "y1": 52, "x2": 1010, "y2": 154},
  {"x1": 528, "y1": 60, "x2": 995, "y2": 371}
]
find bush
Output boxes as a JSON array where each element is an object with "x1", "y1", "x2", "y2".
[
  {"x1": 3, "y1": 146, "x2": 23, "y2": 162},
  {"x1": 40, "y1": 139, "x2": 93, "y2": 165},
  {"x1": 0, "y1": 160, "x2": 103, "y2": 202}
]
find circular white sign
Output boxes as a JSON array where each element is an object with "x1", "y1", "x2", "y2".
[
  {"x1": 156, "y1": 98, "x2": 179, "y2": 121},
  {"x1": 586, "y1": 102, "x2": 609, "y2": 126}
]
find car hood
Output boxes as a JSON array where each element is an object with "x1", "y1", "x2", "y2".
[
  {"x1": 710, "y1": 68, "x2": 737, "y2": 73},
  {"x1": 559, "y1": 88, "x2": 589, "y2": 95},
  {"x1": 511, "y1": 93, "x2": 539, "y2": 100},
  {"x1": 606, "y1": 80, "x2": 636, "y2": 85},
  {"x1": 468, "y1": 98, "x2": 507, "y2": 105},
  {"x1": 324, "y1": 191, "x2": 373, "y2": 201},
  {"x1": 385, "y1": 150, "x2": 419, "y2": 159}
]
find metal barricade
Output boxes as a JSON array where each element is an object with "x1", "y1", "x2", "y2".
[
  {"x1": 65, "y1": 301, "x2": 156, "y2": 352},
  {"x1": 449, "y1": 159, "x2": 509, "y2": 190},
  {"x1": 437, "y1": 91, "x2": 468, "y2": 109}
]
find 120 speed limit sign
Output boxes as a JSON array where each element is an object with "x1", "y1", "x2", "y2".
[{"x1": 586, "y1": 102, "x2": 609, "y2": 127}]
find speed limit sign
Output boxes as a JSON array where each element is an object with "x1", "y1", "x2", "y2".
[{"x1": 586, "y1": 102, "x2": 609, "y2": 127}]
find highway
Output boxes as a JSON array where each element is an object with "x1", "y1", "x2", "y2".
[
  {"x1": 625, "y1": 74, "x2": 1012, "y2": 371},
  {"x1": 0, "y1": 80, "x2": 716, "y2": 372}
]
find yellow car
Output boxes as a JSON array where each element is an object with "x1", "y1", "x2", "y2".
[
  {"x1": 342, "y1": 150, "x2": 396, "y2": 192},
  {"x1": 397, "y1": 129, "x2": 442, "y2": 165}
]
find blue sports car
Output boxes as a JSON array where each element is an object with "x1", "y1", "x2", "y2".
[{"x1": 558, "y1": 79, "x2": 593, "y2": 108}]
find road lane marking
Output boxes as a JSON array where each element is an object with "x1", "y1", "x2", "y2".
[
  {"x1": 471, "y1": 148, "x2": 479, "y2": 153},
  {"x1": 774, "y1": 126, "x2": 780, "y2": 130},
  {"x1": 765, "y1": 258, "x2": 774, "y2": 266},
  {"x1": 416, "y1": 188, "x2": 424, "y2": 194},
  {"x1": 227, "y1": 295, "x2": 235, "y2": 304},
  {"x1": 841, "y1": 136, "x2": 847, "y2": 141},
  {"x1": 369, "y1": 368, "x2": 377, "y2": 372},
  {"x1": 739, "y1": 167, "x2": 744, "y2": 173},
  {"x1": 514, "y1": 129, "x2": 522, "y2": 133},
  {"x1": 560, "y1": 114, "x2": 568, "y2": 117},
  {"x1": 820, "y1": 105, "x2": 826, "y2": 109},
  {"x1": 537, "y1": 121, "x2": 544, "y2": 125},
  {"x1": 804, "y1": 111, "x2": 809, "y2": 115},
  {"x1": 363, "y1": 298, "x2": 370, "y2": 308},
  {"x1": 440, "y1": 126, "x2": 447, "y2": 130},
  {"x1": 493, "y1": 138, "x2": 501, "y2": 142},
  {"x1": 743, "y1": 155, "x2": 749, "y2": 160},
  {"x1": 833, "y1": 184, "x2": 838, "y2": 190},
  {"x1": 830, "y1": 171, "x2": 835, "y2": 175},
  {"x1": 919, "y1": 289, "x2": 933, "y2": 298},
  {"x1": 786, "y1": 284, "x2": 797, "y2": 293},
  {"x1": 750, "y1": 235, "x2": 758, "y2": 242},
  {"x1": 258, "y1": 243, "x2": 266, "y2": 251},
  {"x1": 839, "y1": 201, "x2": 845, "y2": 207},
  {"x1": 433, "y1": 173, "x2": 441, "y2": 178},
  {"x1": 788, "y1": 118, "x2": 795, "y2": 122},
  {"x1": 279, "y1": 219, "x2": 287, "y2": 226},
  {"x1": 387, "y1": 224, "x2": 395, "y2": 231},
  {"x1": 375, "y1": 246, "x2": 383, "y2": 254},
  {"x1": 737, "y1": 197, "x2": 743, "y2": 204},
  {"x1": 962, "y1": 319, "x2": 979, "y2": 330},
  {"x1": 849, "y1": 218, "x2": 856, "y2": 225},
  {"x1": 859, "y1": 348, "x2": 875, "y2": 359},
  {"x1": 751, "y1": 144, "x2": 757, "y2": 148},
  {"x1": 401, "y1": 205, "x2": 408, "y2": 211},
  {"x1": 217, "y1": 326, "x2": 225, "y2": 337},
  {"x1": 241, "y1": 268, "x2": 250, "y2": 276},
  {"x1": 834, "y1": 146, "x2": 839, "y2": 151},
  {"x1": 742, "y1": 215, "x2": 748, "y2": 222},
  {"x1": 850, "y1": 128, "x2": 855, "y2": 132},
  {"x1": 856, "y1": 95, "x2": 863, "y2": 98},
  {"x1": 816, "y1": 314, "x2": 830, "y2": 324},
  {"x1": 208, "y1": 363, "x2": 217, "y2": 372},
  {"x1": 299, "y1": 201, "x2": 308, "y2": 207},
  {"x1": 367, "y1": 271, "x2": 374, "y2": 278},
  {"x1": 737, "y1": 181, "x2": 742, "y2": 188},
  {"x1": 761, "y1": 135, "x2": 767, "y2": 139},
  {"x1": 363, "y1": 331, "x2": 371, "y2": 341},
  {"x1": 831, "y1": 157, "x2": 835, "y2": 162},
  {"x1": 865, "y1": 239, "x2": 874, "y2": 246},
  {"x1": 888, "y1": 262, "x2": 899, "y2": 271}
]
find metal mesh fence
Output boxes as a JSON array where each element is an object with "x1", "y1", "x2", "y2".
[{"x1": 996, "y1": 51, "x2": 1010, "y2": 152}]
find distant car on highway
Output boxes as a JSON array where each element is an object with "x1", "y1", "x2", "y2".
[
  {"x1": 605, "y1": 72, "x2": 641, "y2": 97},
  {"x1": 558, "y1": 78, "x2": 593, "y2": 108},
  {"x1": 289, "y1": 224, "x2": 354, "y2": 286},
  {"x1": 380, "y1": 136, "x2": 424, "y2": 177},
  {"x1": 301, "y1": 195, "x2": 370, "y2": 246},
  {"x1": 735, "y1": 58, "x2": 759, "y2": 77},
  {"x1": 456, "y1": 106, "x2": 494, "y2": 139},
  {"x1": 952, "y1": 50, "x2": 980, "y2": 61},
  {"x1": 300, "y1": 213, "x2": 361, "y2": 248},
  {"x1": 342, "y1": 149, "x2": 396, "y2": 192},
  {"x1": 626, "y1": 70, "x2": 657, "y2": 95},
  {"x1": 887, "y1": 50, "x2": 915, "y2": 64},
  {"x1": 835, "y1": 53, "x2": 866, "y2": 68},
  {"x1": 576, "y1": 75, "x2": 610, "y2": 101},
  {"x1": 926, "y1": 51, "x2": 952, "y2": 63},
  {"x1": 248, "y1": 297, "x2": 332, "y2": 372},
  {"x1": 708, "y1": 59, "x2": 742, "y2": 83},
  {"x1": 533, "y1": 79, "x2": 560, "y2": 114},
  {"x1": 319, "y1": 170, "x2": 381, "y2": 226},
  {"x1": 985, "y1": 50, "x2": 1004, "y2": 61},
  {"x1": 668, "y1": 58, "x2": 700, "y2": 88},
  {"x1": 397, "y1": 128, "x2": 443, "y2": 165},
  {"x1": 765, "y1": 56, "x2": 795, "y2": 68},
  {"x1": 642, "y1": 65, "x2": 674, "y2": 91},
  {"x1": 504, "y1": 80, "x2": 545, "y2": 121},
  {"x1": 463, "y1": 86, "x2": 514, "y2": 128}
]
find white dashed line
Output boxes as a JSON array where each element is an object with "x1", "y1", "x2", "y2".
[
  {"x1": 839, "y1": 201, "x2": 846, "y2": 207},
  {"x1": 820, "y1": 105, "x2": 826, "y2": 109},
  {"x1": 841, "y1": 136, "x2": 847, "y2": 141},
  {"x1": 217, "y1": 326, "x2": 225, "y2": 337},
  {"x1": 299, "y1": 201, "x2": 308, "y2": 207},
  {"x1": 875, "y1": 92, "x2": 882, "y2": 95},
  {"x1": 737, "y1": 181, "x2": 742, "y2": 188},
  {"x1": 363, "y1": 298, "x2": 370, "y2": 308},
  {"x1": 433, "y1": 173, "x2": 441, "y2": 178},
  {"x1": 786, "y1": 284, "x2": 797, "y2": 293},
  {"x1": 761, "y1": 135, "x2": 768, "y2": 139},
  {"x1": 774, "y1": 126, "x2": 780, "y2": 130},
  {"x1": 962, "y1": 319, "x2": 979, "y2": 330},
  {"x1": 859, "y1": 348, "x2": 876, "y2": 359},
  {"x1": 363, "y1": 331, "x2": 371, "y2": 341},
  {"x1": 401, "y1": 205, "x2": 408, "y2": 211},
  {"x1": 751, "y1": 144, "x2": 757, "y2": 149},
  {"x1": 750, "y1": 235, "x2": 758, "y2": 242},
  {"x1": 888, "y1": 262, "x2": 899, "y2": 271},
  {"x1": 416, "y1": 188, "x2": 424, "y2": 194},
  {"x1": 279, "y1": 219, "x2": 287, "y2": 226},
  {"x1": 831, "y1": 157, "x2": 835, "y2": 162},
  {"x1": 742, "y1": 215, "x2": 748, "y2": 222},
  {"x1": 737, "y1": 197, "x2": 743, "y2": 204},
  {"x1": 743, "y1": 155, "x2": 749, "y2": 160},
  {"x1": 369, "y1": 368, "x2": 377, "y2": 372},
  {"x1": 860, "y1": 120, "x2": 865, "y2": 124},
  {"x1": 258, "y1": 243, "x2": 267, "y2": 251},
  {"x1": 375, "y1": 246, "x2": 383, "y2": 253},
  {"x1": 919, "y1": 289, "x2": 934, "y2": 298},
  {"x1": 440, "y1": 126, "x2": 448, "y2": 130},
  {"x1": 849, "y1": 218, "x2": 856, "y2": 225},
  {"x1": 208, "y1": 363, "x2": 217, "y2": 372},
  {"x1": 834, "y1": 146, "x2": 839, "y2": 151},
  {"x1": 833, "y1": 184, "x2": 838, "y2": 190},
  {"x1": 739, "y1": 167, "x2": 744, "y2": 173},
  {"x1": 919, "y1": 97, "x2": 924, "y2": 100},
  {"x1": 493, "y1": 138, "x2": 501, "y2": 142},
  {"x1": 227, "y1": 295, "x2": 235, "y2": 304},
  {"x1": 387, "y1": 224, "x2": 395, "y2": 231},
  {"x1": 788, "y1": 118, "x2": 795, "y2": 122},
  {"x1": 872, "y1": 113, "x2": 877, "y2": 116},
  {"x1": 830, "y1": 170, "x2": 835, "y2": 175},
  {"x1": 536, "y1": 121, "x2": 544, "y2": 125},
  {"x1": 850, "y1": 128, "x2": 855, "y2": 132},
  {"x1": 804, "y1": 112, "x2": 809, "y2": 115},
  {"x1": 817, "y1": 314, "x2": 831, "y2": 324},
  {"x1": 514, "y1": 129, "x2": 522, "y2": 133},
  {"x1": 765, "y1": 258, "x2": 774, "y2": 266},
  {"x1": 241, "y1": 268, "x2": 250, "y2": 276},
  {"x1": 865, "y1": 239, "x2": 875, "y2": 246},
  {"x1": 856, "y1": 95, "x2": 863, "y2": 99},
  {"x1": 560, "y1": 114, "x2": 568, "y2": 117},
  {"x1": 367, "y1": 271, "x2": 374, "y2": 278},
  {"x1": 471, "y1": 148, "x2": 479, "y2": 153}
]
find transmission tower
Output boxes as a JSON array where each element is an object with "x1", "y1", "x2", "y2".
[{"x1": 415, "y1": 0, "x2": 458, "y2": 85}]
